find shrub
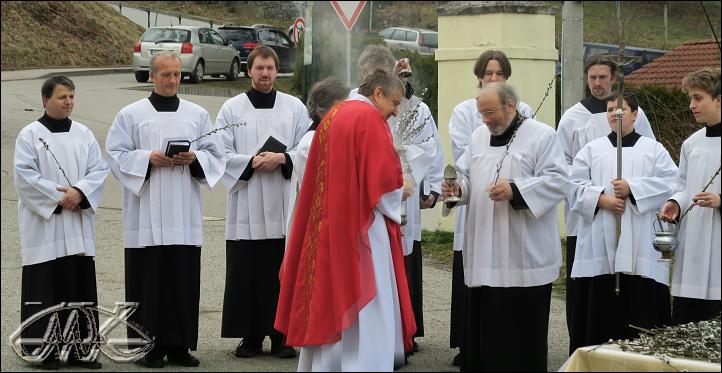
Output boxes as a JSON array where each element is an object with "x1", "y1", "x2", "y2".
[{"x1": 628, "y1": 84, "x2": 702, "y2": 163}]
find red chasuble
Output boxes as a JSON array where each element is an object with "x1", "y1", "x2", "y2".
[{"x1": 275, "y1": 99, "x2": 417, "y2": 352}]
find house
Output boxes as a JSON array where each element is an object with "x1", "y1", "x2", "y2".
[{"x1": 625, "y1": 39, "x2": 721, "y2": 90}]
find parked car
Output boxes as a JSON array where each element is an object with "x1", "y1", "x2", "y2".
[
  {"x1": 133, "y1": 25, "x2": 241, "y2": 83},
  {"x1": 556, "y1": 42, "x2": 667, "y2": 76},
  {"x1": 217, "y1": 24, "x2": 296, "y2": 75},
  {"x1": 379, "y1": 27, "x2": 438, "y2": 56}
]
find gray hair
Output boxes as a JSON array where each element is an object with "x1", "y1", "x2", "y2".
[
  {"x1": 480, "y1": 81, "x2": 519, "y2": 107},
  {"x1": 358, "y1": 69, "x2": 405, "y2": 98},
  {"x1": 150, "y1": 52, "x2": 182, "y2": 74},
  {"x1": 357, "y1": 45, "x2": 396, "y2": 81},
  {"x1": 307, "y1": 78, "x2": 350, "y2": 122}
]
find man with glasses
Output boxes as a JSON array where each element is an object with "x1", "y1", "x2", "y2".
[
  {"x1": 446, "y1": 50, "x2": 533, "y2": 367},
  {"x1": 442, "y1": 82, "x2": 568, "y2": 371},
  {"x1": 557, "y1": 55, "x2": 655, "y2": 356}
]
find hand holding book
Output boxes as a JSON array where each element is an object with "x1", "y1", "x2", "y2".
[{"x1": 252, "y1": 136, "x2": 287, "y2": 172}]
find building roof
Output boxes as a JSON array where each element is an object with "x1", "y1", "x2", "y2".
[{"x1": 625, "y1": 39, "x2": 721, "y2": 90}]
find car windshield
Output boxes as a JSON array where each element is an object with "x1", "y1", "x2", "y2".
[
  {"x1": 219, "y1": 29, "x2": 255, "y2": 42},
  {"x1": 420, "y1": 33, "x2": 438, "y2": 48},
  {"x1": 142, "y1": 29, "x2": 191, "y2": 43}
]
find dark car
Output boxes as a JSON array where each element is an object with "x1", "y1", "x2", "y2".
[
  {"x1": 217, "y1": 24, "x2": 295, "y2": 75},
  {"x1": 556, "y1": 42, "x2": 667, "y2": 76}
]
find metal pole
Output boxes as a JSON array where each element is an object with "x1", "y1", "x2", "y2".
[
  {"x1": 614, "y1": 1, "x2": 623, "y2": 296},
  {"x1": 369, "y1": 1, "x2": 373, "y2": 32},
  {"x1": 663, "y1": 4, "x2": 668, "y2": 49},
  {"x1": 561, "y1": 1, "x2": 585, "y2": 113},
  {"x1": 346, "y1": 30, "x2": 351, "y2": 87}
]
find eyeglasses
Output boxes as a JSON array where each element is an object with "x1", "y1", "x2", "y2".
[{"x1": 475, "y1": 105, "x2": 503, "y2": 119}]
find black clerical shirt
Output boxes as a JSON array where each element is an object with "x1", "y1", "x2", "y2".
[
  {"x1": 580, "y1": 95, "x2": 607, "y2": 114},
  {"x1": 148, "y1": 91, "x2": 180, "y2": 112},
  {"x1": 607, "y1": 130, "x2": 641, "y2": 147},
  {"x1": 38, "y1": 113, "x2": 71, "y2": 133},
  {"x1": 246, "y1": 88, "x2": 277, "y2": 109},
  {"x1": 707, "y1": 122, "x2": 721, "y2": 137}
]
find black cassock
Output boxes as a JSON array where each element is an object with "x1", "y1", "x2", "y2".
[
  {"x1": 221, "y1": 238, "x2": 285, "y2": 342},
  {"x1": 21, "y1": 256, "x2": 98, "y2": 357},
  {"x1": 462, "y1": 283, "x2": 552, "y2": 372},
  {"x1": 125, "y1": 245, "x2": 201, "y2": 351}
]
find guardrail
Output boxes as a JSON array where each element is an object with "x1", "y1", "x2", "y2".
[{"x1": 107, "y1": 1, "x2": 231, "y2": 28}]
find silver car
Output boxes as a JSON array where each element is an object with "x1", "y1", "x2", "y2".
[
  {"x1": 379, "y1": 27, "x2": 438, "y2": 56},
  {"x1": 133, "y1": 26, "x2": 241, "y2": 83}
]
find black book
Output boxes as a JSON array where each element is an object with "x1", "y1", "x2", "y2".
[
  {"x1": 165, "y1": 140, "x2": 191, "y2": 157},
  {"x1": 257, "y1": 136, "x2": 286, "y2": 154}
]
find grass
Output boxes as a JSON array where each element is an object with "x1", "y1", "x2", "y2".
[
  {"x1": 124, "y1": 1, "x2": 287, "y2": 28},
  {"x1": 422, "y1": 229, "x2": 568, "y2": 297},
  {"x1": 0, "y1": 2, "x2": 144, "y2": 70}
]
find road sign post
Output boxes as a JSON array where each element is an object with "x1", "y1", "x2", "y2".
[{"x1": 330, "y1": 1, "x2": 367, "y2": 87}]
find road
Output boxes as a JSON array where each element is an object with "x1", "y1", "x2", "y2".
[{"x1": 0, "y1": 72, "x2": 569, "y2": 371}]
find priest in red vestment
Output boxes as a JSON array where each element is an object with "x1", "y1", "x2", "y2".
[{"x1": 275, "y1": 69, "x2": 416, "y2": 371}]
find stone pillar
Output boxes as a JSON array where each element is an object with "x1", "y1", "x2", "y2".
[{"x1": 426, "y1": 1, "x2": 558, "y2": 230}]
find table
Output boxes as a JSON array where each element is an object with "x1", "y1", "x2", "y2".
[{"x1": 559, "y1": 344, "x2": 721, "y2": 372}]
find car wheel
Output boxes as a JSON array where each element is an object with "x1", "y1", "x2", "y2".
[
  {"x1": 134, "y1": 71, "x2": 149, "y2": 83},
  {"x1": 189, "y1": 61, "x2": 204, "y2": 84},
  {"x1": 226, "y1": 59, "x2": 239, "y2": 81}
]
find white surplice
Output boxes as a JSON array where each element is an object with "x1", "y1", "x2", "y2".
[
  {"x1": 448, "y1": 98, "x2": 534, "y2": 252},
  {"x1": 569, "y1": 135, "x2": 678, "y2": 285},
  {"x1": 297, "y1": 189, "x2": 406, "y2": 372},
  {"x1": 669, "y1": 128, "x2": 721, "y2": 300},
  {"x1": 14, "y1": 121, "x2": 109, "y2": 265},
  {"x1": 287, "y1": 123, "x2": 314, "y2": 234},
  {"x1": 106, "y1": 98, "x2": 226, "y2": 248},
  {"x1": 557, "y1": 102, "x2": 655, "y2": 236},
  {"x1": 218, "y1": 91, "x2": 308, "y2": 240},
  {"x1": 455, "y1": 118, "x2": 568, "y2": 287}
]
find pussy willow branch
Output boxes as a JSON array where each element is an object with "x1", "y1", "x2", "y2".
[
  {"x1": 38, "y1": 138, "x2": 72, "y2": 185},
  {"x1": 533, "y1": 74, "x2": 556, "y2": 118},
  {"x1": 189, "y1": 122, "x2": 246, "y2": 145}
]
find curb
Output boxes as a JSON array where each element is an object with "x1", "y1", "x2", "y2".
[
  {"x1": 38, "y1": 67, "x2": 135, "y2": 79},
  {"x1": 1, "y1": 67, "x2": 134, "y2": 82}
]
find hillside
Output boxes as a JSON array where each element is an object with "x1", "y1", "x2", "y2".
[
  {"x1": 0, "y1": 1, "x2": 144, "y2": 70},
  {"x1": 1, "y1": 1, "x2": 719, "y2": 71}
]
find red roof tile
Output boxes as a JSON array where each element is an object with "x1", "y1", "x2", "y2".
[{"x1": 626, "y1": 39, "x2": 721, "y2": 90}]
